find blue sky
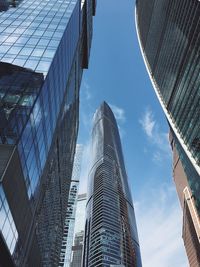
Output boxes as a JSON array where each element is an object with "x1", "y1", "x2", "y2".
[{"x1": 78, "y1": 0, "x2": 188, "y2": 266}]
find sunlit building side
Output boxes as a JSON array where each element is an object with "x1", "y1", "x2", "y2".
[
  {"x1": 0, "y1": 0, "x2": 96, "y2": 266},
  {"x1": 83, "y1": 102, "x2": 142, "y2": 267}
]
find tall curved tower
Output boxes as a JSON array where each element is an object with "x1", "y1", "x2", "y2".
[
  {"x1": 83, "y1": 102, "x2": 142, "y2": 267},
  {"x1": 135, "y1": 1, "x2": 200, "y2": 265},
  {"x1": 135, "y1": 0, "x2": 200, "y2": 176}
]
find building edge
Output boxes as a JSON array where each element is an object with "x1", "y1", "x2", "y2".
[{"x1": 134, "y1": 6, "x2": 200, "y2": 176}]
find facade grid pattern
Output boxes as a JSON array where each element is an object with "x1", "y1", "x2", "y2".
[
  {"x1": 136, "y1": 1, "x2": 200, "y2": 266},
  {"x1": 83, "y1": 102, "x2": 142, "y2": 267},
  {"x1": 0, "y1": 0, "x2": 77, "y2": 75},
  {"x1": 0, "y1": 0, "x2": 96, "y2": 266},
  {"x1": 0, "y1": 184, "x2": 18, "y2": 255},
  {"x1": 70, "y1": 193, "x2": 87, "y2": 267},
  {"x1": 136, "y1": 0, "x2": 200, "y2": 170},
  {"x1": 59, "y1": 144, "x2": 83, "y2": 267},
  {"x1": 136, "y1": 0, "x2": 200, "y2": 214}
]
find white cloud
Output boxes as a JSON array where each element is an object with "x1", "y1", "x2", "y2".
[
  {"x1": 108, "y1": 103, "x2": 126, "y2": 138},
  {"x1": 135, "y1": 184, "x2": 189, "y2": 267},
  {"x1": 109, "y1": 103, "x2": 126, "y2": 123},
  {"x1": 81, "y1": 111, "x2": 93, "y2": 130},
  {"x1": 139, "y1": 107, "x2": 171, "y2": 163},
  {"x1": 83, "y1": 81, "x2": 92, "y2": 101},
  {"x1": 118, "y1": 125, "x2": 126, "y2": 139},
  {"x1": 152, "y1": 151, "x2": 162, "y2": 163},
  {"x1": 139, "y1": 108, "x2": 155, "y2": 138}
]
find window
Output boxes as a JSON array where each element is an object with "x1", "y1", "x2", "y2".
[{"x1": 0, "y1": 185, "x2": 18, "y2": 255}]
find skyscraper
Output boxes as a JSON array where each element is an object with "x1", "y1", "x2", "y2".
[
  {"x1": 71, "y1": 231, "x2": 85, "y2": 267},
  {"x1": 0, "y1": 0, "x2": 96, "y2": 266},
  {"x1": 59, "y1": 182, "x2": 79, "y2": 267},
  {"x1": 135, "y1": 0, "x2": 200, "y2": 265},
  {"x1": 83, "y1": 102, "x2": 142, "y2": 267},
  {"x1": 71, "y1": 193, "x2": 87, "y2": 267},
  {"x1": 169, "y1": 131, "x2": 200, "y2": 265},
  {"x1": 59, "y1": 144, "x2": 83, "y2": 267}
]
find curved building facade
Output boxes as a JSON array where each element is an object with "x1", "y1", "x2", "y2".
[
  {"x1": 83, "y1": 102, "x2": 142, "y2": 267},
  {"x1": 136, "y1": 1, "x2": 200, "y2": 265},
  {"x1": 135, "y1": 0, "x2": 200, "y2": 175}
]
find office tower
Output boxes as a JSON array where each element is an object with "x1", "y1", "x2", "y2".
[
  {"x1": 71, "y1": 193, "x2": 87, "y2": 267},
  {"x1": 135, "y1": 0, "x2": 200, "y2": 265},
  {"x1": 59, "y1": 182, "x2": 79, "y2": 267},
  {"x1": 0, "y1": 0, "x2": 96, "y2": 266},
  {"x1": 83, "y1": 102, "x2": 142, "y2": 267},
  {"x1": 71, "y1": 231, "x2": 85, "y2": 267},
  {"x1": 169, "y1": 131, "x2": 200, "y2": 266},
  {"x1": 59, "y1": 145, "x2": 83, "y2": 267}
]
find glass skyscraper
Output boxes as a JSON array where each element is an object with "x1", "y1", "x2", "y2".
[
  {"x1": 0, "y1": 0, "x2": 96, "y2": 266},
  {"x1": 59, "y1": 144, "x2": 83, "y2": 267},
  {"x1": 71, "y1": 193, "x2": 87, "y2": 267},
  {"x1": 83, "y1": 102, "x2": 142, "y2": 267},
  {"x1": 169, "y1": 130, "x2": 200, "y2": 265},
  {"x1": 59, "y1": 181, "x2": 79, "y2": 267},
  {"x1": 71, "y1": 230, "x2": 85, "y2": 267},
  {"x1": 135, "y1": 0, "x2": 200, "y2": 265}
]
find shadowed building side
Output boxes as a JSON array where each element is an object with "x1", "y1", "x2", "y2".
[
  {"x1": 170, "y1": 131, "x2": 200, "y2": 266},
  {"x1": 59, "y1": 145, "x2": 83, "y2": 267},
  {"x1": 136, "y1": 1, "x2": 200, "y2": 265},
  {"x1": 71, "y1": 193, "x2": 87, "y2": 267}
]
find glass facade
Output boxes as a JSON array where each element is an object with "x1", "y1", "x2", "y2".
[
  {"x1": 0, "y1": 0, "x2": 96, "y2": 266},
  {"x1": 59, "y1": 182, "x2": 79, "y2": 267},
  {"x1": 59, "y1": 144, "x2": 83, "y2": 267},
  {"x1": 74, "y1": 193, "x2": 87, "y2": 234},
  {"x1": 0, "y1": 0, "x2": 80, "y2": 199},
  {"x1": 0, "y1": 184, "x2": 18, "y2": 256},
  {"x1": 71, "y1": 230, "x2": 85, "y2": 267},
  {"x1": 135, "y1": 0, "x2": 200, "y2": 172},
  {"x1": 71, "y1": 193, "x2": 87, "y2": 267},
  {"x1": 0, "y1": 0, "x2": 78, "y2": 75},
  {"x1": 171, "y1": 130, "x2": 200, "y2": 213},
  {"x1": 83, "y1": 102, "x2": 142, "y2": 267},
  {"x1": 136, "y1": 1, "x2": 200, "y2": 265}
]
